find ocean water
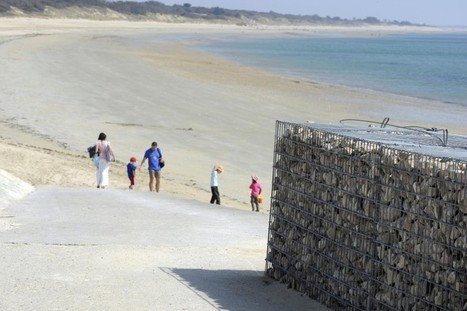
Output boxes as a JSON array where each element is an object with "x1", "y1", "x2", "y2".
[{"x1": 197, "y1": 33, "x2": 467, "y2": 107}]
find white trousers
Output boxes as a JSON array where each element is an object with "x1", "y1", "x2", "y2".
[{"x1": 96, "y1": 159, "x2": 110, "y2": 187}]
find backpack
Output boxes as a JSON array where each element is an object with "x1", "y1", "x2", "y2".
[
  {"x1": 87, "y1": 145, "x2": 97, "y2": 158},
  {"x1": 158, "y1": 148, "x2": 165, "y2": 168}
]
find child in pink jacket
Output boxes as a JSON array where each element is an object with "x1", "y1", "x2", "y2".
[{"x1": 249, "y1": 175, "x2": 262, "y2": 212}]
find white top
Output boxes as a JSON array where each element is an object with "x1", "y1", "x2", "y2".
[{"x1": 210, "y1": 167, "x2": 218, "y2": 187}]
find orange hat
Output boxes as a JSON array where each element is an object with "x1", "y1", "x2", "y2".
[
  {"x1": 130, "y1": 157, "x2": 137, "y2": 162},
  {"x1": 216, "y1": 165, "x2": 224, "y2": 172}
]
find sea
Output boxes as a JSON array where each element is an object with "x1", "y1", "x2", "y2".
[{"x1": 196, "y1": 32, "x2": 467, "y2": 107}]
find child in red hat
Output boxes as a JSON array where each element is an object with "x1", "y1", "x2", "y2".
[{"x1": 127, "y1": 157, "x2": 137, "y2": 189}]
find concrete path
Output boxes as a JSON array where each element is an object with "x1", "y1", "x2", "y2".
[{"x1": 0, "y1": 187, "x2": 330, "y2": 311}]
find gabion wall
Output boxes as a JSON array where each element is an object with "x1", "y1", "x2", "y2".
[{"x1": 266, "y1": 121, "x2": 467, "y2": 311}]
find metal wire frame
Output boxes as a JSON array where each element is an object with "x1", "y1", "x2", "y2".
[
  {"x1": 266, "y1": 121, "x2": 467, "y2": 311},
  {"x1": 266, "y1": 217, "x2": 375, "y2": 310},
  {"x1": 270, "y1": 168, "x2": 466, "y2": 309},
  {"x1": 339, "y1": 118, "x2": 450, "y2": 146}
]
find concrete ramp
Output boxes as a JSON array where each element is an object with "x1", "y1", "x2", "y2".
[
  {"x1": 0, "y1": 186, "x2": 329, "y2": 311},
  {"x1": 0, "y1": 169, "x2": 34, "y2": 209}
]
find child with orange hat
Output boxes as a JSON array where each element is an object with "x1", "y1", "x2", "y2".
[
  {"x1": 210, "y1": 164, "x2": 224, "y2": 204},
  {"x1": 127, "y1": 157, "x2": 137, "y2": 189}
]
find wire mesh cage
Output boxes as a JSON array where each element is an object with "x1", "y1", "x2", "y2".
[{"x1": 266, "y1": 120, "x2": 467, "y2": 311}]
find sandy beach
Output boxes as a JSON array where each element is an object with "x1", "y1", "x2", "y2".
[
  {"x1": 1, "y1": 18, "x2": 466, "y2": 211},
  {"x1": 2, "y1": 17, "x2": 467, "y2": 311}
]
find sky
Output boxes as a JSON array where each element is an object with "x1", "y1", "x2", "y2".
[{"x1": 141, "y1": 0, "x2": 467, "y2": 26}]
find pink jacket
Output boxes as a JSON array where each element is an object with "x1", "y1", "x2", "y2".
[{"x1": 249, "y1": 182, "x2": 262, "y2": 197}]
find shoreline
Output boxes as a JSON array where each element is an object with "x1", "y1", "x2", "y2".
[
  {"x1": 1, "y1": 18, "x2": 467, "y2": 211},
  {"x1": 156, "y1": 39, "x2": 467, "y2": 134},
  {"x1": 192, "y1": 32, "x2": 467, "y2": 111}
]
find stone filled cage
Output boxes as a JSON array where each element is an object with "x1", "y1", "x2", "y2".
[{"x1": 265, "y1": 120, "x2": 467, "y2": 311}]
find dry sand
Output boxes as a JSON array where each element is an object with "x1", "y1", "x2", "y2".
[{"x1": 1, "y1": 18, "x2": 466, "y2": 211}]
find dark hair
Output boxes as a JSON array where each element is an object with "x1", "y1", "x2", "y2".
[
  {"x1": 151, "y1": 141, "x2": 158, "y2": 147},
  {"x1": 98, "y1": 133, "x2": 107, "y2": 141}
]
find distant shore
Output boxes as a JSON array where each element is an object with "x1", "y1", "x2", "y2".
[
  {"x1": 1, "y1": 18, "x2": 466, "y2": 211},
  {"x1": 0, "y1": 16, "x2": 456, "y2": 35}
]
